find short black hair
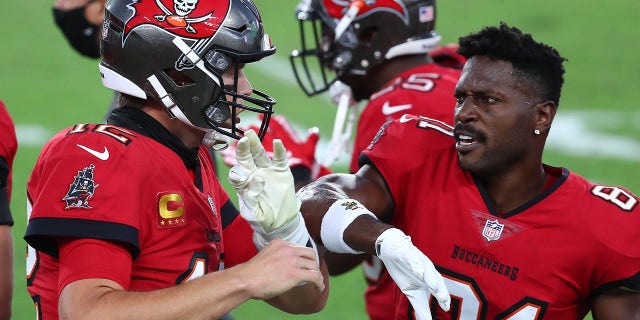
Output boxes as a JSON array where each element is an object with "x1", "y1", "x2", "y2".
[{"x1": 457, "y1": 22, "x2": 566, "y2": 106}]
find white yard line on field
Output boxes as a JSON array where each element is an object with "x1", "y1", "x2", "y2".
[
  {"x1": 548, "y1": 111, "x2": 640, "y2": 161},
  {"x1": 16, "y1": 110, "x2": 640, "y2": 166}
]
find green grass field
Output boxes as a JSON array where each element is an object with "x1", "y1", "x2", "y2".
[{"x1": 2, "y1": 0, "x2": 638, "y2": 319}]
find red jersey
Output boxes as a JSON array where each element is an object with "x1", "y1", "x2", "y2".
[
  {"x1": 349, "y1": 63, "x2": 461, "y2": 173},
  {"x1": 362, "y1": 115, "x2": 640, "y2": 319},
  {"x1": 0, "y1": 100, "x2": 17, "y2": 208},
  {"x1": 351, "y1": 63, "x2": 462, "y2": 320},
  {"x1": 25, "y1": 114, "x2": 256, "y2": 319}
]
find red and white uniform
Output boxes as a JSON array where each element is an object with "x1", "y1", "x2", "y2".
[
  {"x1": 0, "y1": 100, "x2": 17, "y2": 225},
  {"x1": 25, "y1": 115, "x2": 256, "y2": 319},
  {"x1": 362, "y1": 115, "x2": 640, "y2": 319},
  {"x1": 351, "y1": 62, "x2": 462, "y2": 320},
  {"x1": 349, "y1": 63, "x2": 461, "y2": 173}
]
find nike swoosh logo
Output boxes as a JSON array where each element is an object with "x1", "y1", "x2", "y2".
[
  {"x1": 382, "y1": 101, "x2": 412, "y2": 115},
  {"x1": 77, "y1": 144, "x2": 110, "y2": 160}
]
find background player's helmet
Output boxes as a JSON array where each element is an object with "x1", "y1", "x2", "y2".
[
  {"x1": 290, "y1": 0, "x2": 441, "y2": 96},
  {"x1": 100, "y1": 0, "x2": 276, "y2": 140}
]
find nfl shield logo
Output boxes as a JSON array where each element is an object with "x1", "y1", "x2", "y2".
[{"x1": 482, "y1": 219, "x2": 504, "y2": 241}]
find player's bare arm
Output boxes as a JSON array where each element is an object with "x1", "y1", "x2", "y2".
[
  {"x1": 0, "y1": 226, "x2": 12, "y2": 320},
  {"x1": 299, "y1": 165, "x2": 451, "y2": 320},
  {"x1": 58, "y1": 239, "x2": 325, "y2": 320},
  {"x1": 591, "y1": 288, "x2": 640, "y2": 320},
  {"x1": 299, "y1": 164, "x2": 393, "y2": 246}
]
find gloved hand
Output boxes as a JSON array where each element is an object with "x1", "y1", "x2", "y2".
[
  {"x1": 228, "y1": 129, "x2": 300, "y2": 233},
  {"x1": 376, "y1": 228, "x2": 451, "y2": 320},
  {"x1": 221, "y1": 115, "x2": 331, "y2": 180}
]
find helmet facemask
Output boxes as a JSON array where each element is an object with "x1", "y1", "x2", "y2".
[
  {"x1": 290, "y1": 0, "x2": 440, "y2": 97},
  {"x1": 290, "y1": 3, "x2": 341, "y2": 97},
  {"x1": 151, "y1": 37, "x2": 276, "y2": 147}
]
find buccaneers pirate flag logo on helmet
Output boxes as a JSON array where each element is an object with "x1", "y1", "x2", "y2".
[{"x1": 124, "y1": 0, "x2": 231, "y2": 39}]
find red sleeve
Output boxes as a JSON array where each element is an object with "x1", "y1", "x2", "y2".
[
  {"x1": 0, "y1": 101, "x2": 17, "y2": 199},
  {"x1": 222, "y1": 215, "x2": 257, "y2": 268},
  {"x1": 58, "y1": 239, "x2": 133, "y2": 294}
]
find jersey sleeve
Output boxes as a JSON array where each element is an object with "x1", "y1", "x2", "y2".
[
  {"x1": 221, "y1": 212, "x2": 257, "y2": 268},
  {"x1": 58, "y1": 238, "x2": 133, "y2": 292},
  {"x1": 0, "y1": 101, "x2": 17, "y2": 225},
  {"x1": 0, "y1": 101, "x2": 17, "y2": 175},
  {"x1": 584, "y1": 183, "x2": 640, "y2": 295},
  {"x1": 25, "y1": 125, "x2": 144, "y2": 258},
  {"x1": 360, "y1": 115, "x2": 454, "y2": 201}
]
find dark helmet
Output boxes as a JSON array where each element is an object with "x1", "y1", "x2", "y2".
[
  {"x1": 100, "y1": 0, "x2": 276, "y2": 141},
  {"x1": 290, "y1": 0, "x2": 440, "y2": 96}
]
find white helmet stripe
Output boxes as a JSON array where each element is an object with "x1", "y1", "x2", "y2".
[
  {"x1": 99, "y1": 64, "x2": 147, "y2": 99},
  {"x1": 172, "y1": 37, "x2": 221, "y2": 87},
  {"x1": 385, "y1": 34, "x2": 441, "y2": 60}
]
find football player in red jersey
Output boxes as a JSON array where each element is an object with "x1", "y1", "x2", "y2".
[
  {"x1": 290, "y1": 0, "x2": 464, "y2": 173},
  {"x1": 297, "y1": 22, "x2": 640, "y2": 319},
  {"x1": 24, "y1": 0, "x2": 328, "y2": 319},
  {"x1": 289, "y1": 0, "x2": 464, "y2": 318},
  {"x1": 0, "y1": 100, "x2": 17, "y2": 320}
]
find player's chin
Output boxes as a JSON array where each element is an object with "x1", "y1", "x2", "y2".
[{"x1": 457, "y1": 153, "x2": 482, "y2": 173}]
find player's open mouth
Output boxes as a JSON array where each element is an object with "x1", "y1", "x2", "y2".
[{"x1": 455, "y1": 134, "x2": 479, "y2": 153}]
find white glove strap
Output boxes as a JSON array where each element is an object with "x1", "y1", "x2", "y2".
[
  {"x1": 375, "y1": 228, "x2": 409, "y2": 257},
  {"x1": 252, "y1": 212, "x2": 320, "y2": 266},
  {"x1": 320, "y1": 199, "x2": 377, "y2": 254}
]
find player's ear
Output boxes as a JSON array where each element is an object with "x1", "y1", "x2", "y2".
[{"x1": 534, "y1": 101, "x2": 556, "y2": 134}]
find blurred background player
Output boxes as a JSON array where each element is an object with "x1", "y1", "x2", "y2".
[
  {"x1": 52, "y1": 0, "x2": 119, "y2": 117},
  {"x1": 53, "y1": 0, "x2": 105, "y2": 59},
  {"x1": 289, "y1": 0, "x2": 464, "y2": 318},
  {"x1": 25, "y1": 0, "x2": 329, "y2": 319},
  {"x1": 290, "y1": 0, "x2": 464, "y2": 171},
  {"x1": 0, "y1": 100, "x2": 17, "y2": 320},
  {"x1": 298, "y1": 22, "x2": 640, "y2": 319}
]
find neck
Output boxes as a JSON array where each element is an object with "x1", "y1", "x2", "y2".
[
  {"x1": 375, "y1": 54, "x2": 433, "y2": 88},
  {"x1": 348, "y1": 54, "x2": 433, "y2": 101},
  {"x1": 481, "y1": 165, "x2": 548, "y2": 214},
  {"x1": 142, "y1": 105, "x2": 204, "y2": 148}
]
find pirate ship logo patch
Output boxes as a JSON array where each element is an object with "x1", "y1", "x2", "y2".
[{"x1": 63, "y1": 164, "x2": 99, "y2": 209}]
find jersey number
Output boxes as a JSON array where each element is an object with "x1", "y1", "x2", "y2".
[
  {"x1": 591, "y1": 185, "x2": 638, "y2": 211},
  {"x1": 68, "y1": 124, "x2": 135, "y2": 145},
  {"x1": 176, "y1": 252, "x2": 209, "y2": 284},
  {"x1": 402, "y1": 73, "x2": 440, "y2": 92},
  {"x1": 418, "y1": 271, "x2": 548, "y2": 320}
]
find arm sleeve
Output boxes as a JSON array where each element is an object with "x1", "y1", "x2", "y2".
[
  {"x1": 58, "y1": 238, "x2": 133, "y2": 294},
  {"x1": 221, "y1": 207, "x2": 257, "y2": 268}
]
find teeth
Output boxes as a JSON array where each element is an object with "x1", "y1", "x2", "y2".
[{"x1": 459, "y1": 135, "x2": 472, "y2": 140}]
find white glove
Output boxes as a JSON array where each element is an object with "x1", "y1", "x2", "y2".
[
  {"x1": 328, "y1": 80, "x2": 357, "y2": 107},
  {"x1": 228, "y1": 129, "x2": 303, "y2": 242},
  {"x1": 376, "y1": 228, "x2": 450, "y2": 320}
]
